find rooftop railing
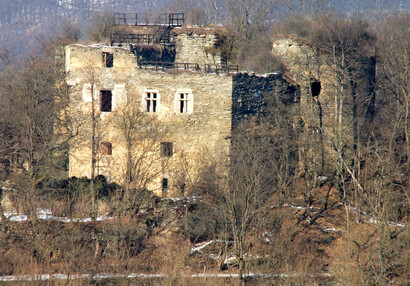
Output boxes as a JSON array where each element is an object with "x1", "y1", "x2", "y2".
[
  {"x1": 138, "y1": 61, "x2": 239, "y2": 74},
  {"x1": 110, "y1": 33, "x2": 170, "y2": 45},
  {"x1": 114, "y1": 13, "x2": 184, "y2": 27}
]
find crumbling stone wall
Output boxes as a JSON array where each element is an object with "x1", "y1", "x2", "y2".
[
  {"x1": 272, "y1": 38, "x2": 376, "y2": 173},
  {"x1": 232, "y1": 72, "x2": 299, "y2": 127},
  {"x1": 66, "y1": 42, "x2": 299, "y2": 197},
  {"x1": 172, "y1": 28, "x2": 223, "y2": 65}
]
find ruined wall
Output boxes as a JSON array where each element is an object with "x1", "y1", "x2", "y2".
[
  {"x1": 172, "y1": 27, "x2": 223, "y2": 65},
  {"x1": 272, "y1": 38, "x2": 376, "y2": 173},
  {"x1": 272, "y1": 38, "x2": 327, "y2": 173},
  {"x1": 232, "y1": 73, "x2": 299, "y2": 127},
  {"x1": 109, "y1": 25, "x2": 225, "y2": 65},
  {"x1": 271, "y1": 38, "x2": 323, "y2": 128},
  {"x1": 66, "y1": 44, "x2": 232, "y2": 197},
  {"x1": 66, "y1": 41, "x2": 302, "y2": 197}
]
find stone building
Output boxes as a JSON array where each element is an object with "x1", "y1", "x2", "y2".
[
  {"x1": 66, "y1": 18, "x2": 299, "y2": 197},
  {"x1": 272, "y1": 38, "x2": 376, "y2": 173}
]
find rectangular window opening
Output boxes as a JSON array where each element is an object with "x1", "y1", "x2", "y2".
[
  {"x1": 100, "y1": 90, "x2": 112, "y2": 112},
  {"x1": 160, "y1": 142, "x2": 173, "y2": 157},
  {"x1": 102, "y1": 52, "x2": 114, "y2": 68},
  {"x1": 179, "y1": 93, "x2": 190, "y2": 113},
  {"x1": 145, "y1": 92, "x2": 158, "y2": 112},
  {"x1": 311, "y1": 81, "x2": 321, "y2": 97}
]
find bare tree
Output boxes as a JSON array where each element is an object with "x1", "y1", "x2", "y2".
[
  {"x1": 87, "y1": 11, "x2": 115, "y2": 43},
  {"x1": 376, "y1": 14, "x2": 410, "y2": 160},
  {"x1": 223, "y1": 0, "x2": 278, "y2": 40},
  {"x1": 220, "y1": 120, "x2": 295, "y2": 279},
  {"x1": 113, "y1": 96, "x2": 169, "y2": 215},
  {"x1": 0, "y1": 52, "x2": 71, "y2": 219}
]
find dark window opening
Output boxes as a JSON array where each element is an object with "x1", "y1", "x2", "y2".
[
  {"x1": 145, "y1": 92, "x2": 158, "y2": 112},
  {"x1": 100, "y1": 142, "x2": 112, "y2": 155},
  {"x1": 161, "y1": 142, "x2": 173, "y2": 157},
  {"x1": 146, "y1": 100, "x2": 151, "y2": 112},
  {"x1": 179, "y1": 93, "x2": 190, "y2": 113},
  {"x1": 102, "y1": 52, "x2": 114, "y2": 68},
  {"x1": 180, "y1": 100, "x2": 184, "y2": 113},
  {"x1": 311, "y1": 81, "x2": 321, "y2": 97},
  {"x1": 153, "y1": 100, "x2": 157, "y2": 112},
  {"x1": 100, "y1": 90, "x2": 112, "y2": 112},
  {"x1": 162, "y1": 178, "x2": 168, "y2": 197}
]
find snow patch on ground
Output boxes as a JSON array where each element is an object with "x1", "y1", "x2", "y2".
[
  {"x1": 1, "y1": 209, "x2": 114, "y2": 223},
  {"x1": 0, "y1": 272, "x2": 334, "y2": 281}
]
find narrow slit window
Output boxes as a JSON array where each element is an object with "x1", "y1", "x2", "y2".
[
  {"x1": 160, "y1": 142, "x2": 173, "y2": 157},
  {"x1": 100, "y1": 142, "x2": 112, "y2": 155},
  {"x1": 102, "y1": 52, "x2": 114, "y2": 68},
  {"x1": 100, "y1": 90, "x2": 112, "y2": 112},
  {"x1": 145, "y1": 91, "x2": 158, "y2": 112}
]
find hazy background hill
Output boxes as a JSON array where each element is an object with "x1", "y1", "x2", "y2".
[
  {"x1": 0, "y1": 0, "x2": 172, "y2": 56},
  {"x1": 0, "y1": 0, "x2": 408, "y2": 57}
]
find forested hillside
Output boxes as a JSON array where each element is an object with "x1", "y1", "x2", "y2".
[
  {"x1": 0, "y1": 0, "x2": 408, "y2": 56},
  {"x1": 0, "y1": 0, "x2": 408, "y2": 285}
]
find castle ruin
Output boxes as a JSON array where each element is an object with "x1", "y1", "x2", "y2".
[{"x1": 65, "y1": 13, "x2": 300, "y2": 197}]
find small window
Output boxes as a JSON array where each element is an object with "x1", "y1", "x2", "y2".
[
  {"x1": 311, "y1": 81, "x2": 321, "y2": 97},
  {"x1": 175, "y1": 90, "x2": 193, "y2": 113},
  {"x1": 102, "y1": 52, "x2": 113, "y2": 68},
  {"x1": 100, "y1": 90, "x2": 112, "y2": 112},
  {"x1": 144, "y1": 91, "x2": 159, "y2": 112},
  {"x1": 162, "y1": 178, "x2": 169, "y2": 197},
  {"x1": 160, "y1": 142, "x2": 173, "y2": 157},
  {"x1": 100, "y1": 142, "x2": 112, "y2": 155}
]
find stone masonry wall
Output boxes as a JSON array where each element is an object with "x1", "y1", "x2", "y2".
[
  {"x1": 66, "y1": 44, "x2": 232, "y2": 197},
  {"x1": 232, "y1": 73, "x2": 299, "y2": 127},
  {"x1": 272, "y1": 38, "x2": 376, "y2": 173},
  {"x1": 66, "y1": 43, "x2": 299, "y2": 197},
  {"x1": 173, "y1": 31, "x2": 222, "y2": 65}
]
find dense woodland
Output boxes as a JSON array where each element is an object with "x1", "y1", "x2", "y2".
[{"x1": 0, "y1": 0, "x2": 409, "y2": 285}]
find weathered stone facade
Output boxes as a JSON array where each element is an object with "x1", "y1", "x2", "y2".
[
  {"x1": 66, "y1": 32, "x2": 299, "y2": 197},
  {"x1": 66, "y1": 44, "x2": 234, "y2": 196},
  {"x1": 172, "y1": 27, "x2": 223, "y2": 64},
  {"x1": 232, "y1": 73, "x2": 299, "y2": 127},
  {"x1": 272, "y1": 38, "x2": 376, "y2": 173}
]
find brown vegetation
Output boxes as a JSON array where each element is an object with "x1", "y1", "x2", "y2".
[{"x1": 0, "y1": 3, "x2": 409, "y2": 286}]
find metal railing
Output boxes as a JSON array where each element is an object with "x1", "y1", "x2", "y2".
[
  {"x1": 114, "y1": 13, "x2": 184, "y2": 27},
  {"x1": 139, "y1": 61, "x2": 201, "y2": 72},
  {"x1": 138, "y1": 61, "x2": 239, "y2": 74},
  {"x1": 110, "y1": 33, "x2": 170, "y2": 45},
  {"x1": 204, "y1": 64, "x2": 239, "y2": 74}
]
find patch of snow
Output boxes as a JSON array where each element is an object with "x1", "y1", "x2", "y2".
[
  {"x1": 281, "y1": 204, "x2": 320, "y2": 211},
  {"x1": 2, "y1": 210, "x2": 115, "y2": 223},
  {"x1": 37, "y1": 209, "x2": 52, "y2": 215},
  {"x1": 0, "y1": 272, "x2": 334, "y2": 281},
  {"x1": 3, "y1": 211, "x2": 17, "y2": 218},
  {"x1": 224, "y1": 254, "x2": 237, "y2": 265},
  {"x1": 96, "y1": 214, "x2": 114, "y2": 221},
  {"x1": 321, "y1": 228, "x2": 340, "y2": 233},
  {"x1": 260, "y1": 73, "x2": 279, "y2": 77},
  {"x1": 56, "y1": 217, "x2": 71, "y2": 223},
  {"x1": 9, "y1": 214, "x2": 27, "y2": 222},
  {"x1": 191, "y1": 240, "x2": 215, "y2": 253},
  {"x1": 348, "y1": 205, "x2": 406, "y2": 228}
]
